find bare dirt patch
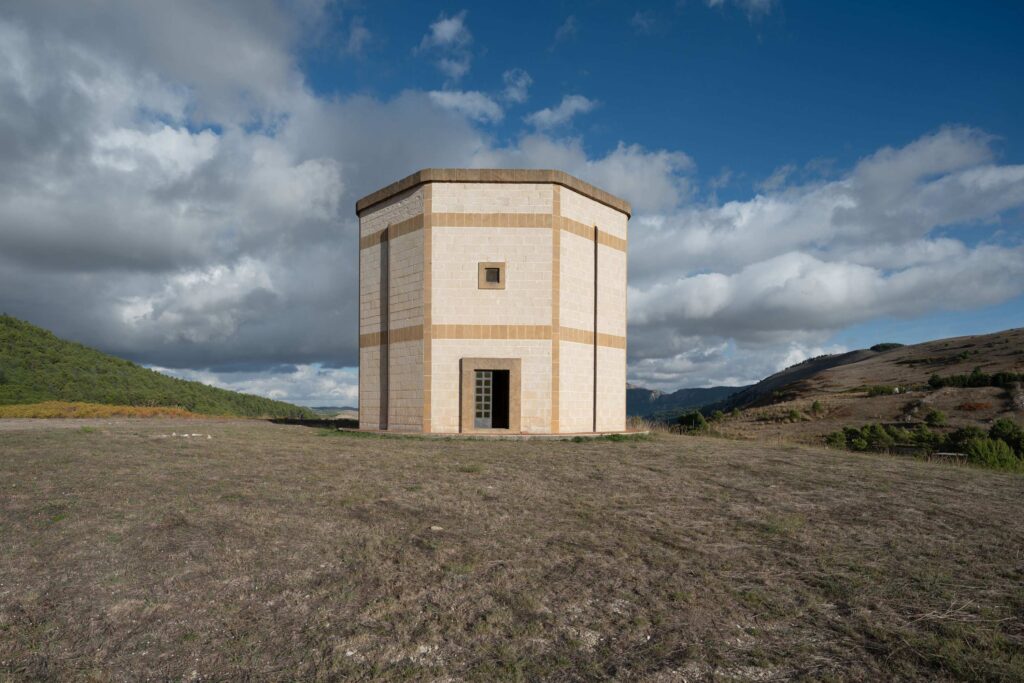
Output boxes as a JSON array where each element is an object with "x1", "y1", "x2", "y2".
[{"x1": 1, "y1": 419, "x2": 1022, "y2": 680}]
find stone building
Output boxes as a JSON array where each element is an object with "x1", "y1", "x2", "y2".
[{"x1": 357, "y1": 169, "x2": 629, "y2": 434}]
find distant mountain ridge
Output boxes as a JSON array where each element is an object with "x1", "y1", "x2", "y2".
[
  {"x1": 0, "y1": 314, "x2": 314, "y2": 418},
  {"x1": 627, "y1": 384, "x2": 747, "y2": 419},
  {"x1": 702, "y1": 349, "x2": 880, "y2": 414}
]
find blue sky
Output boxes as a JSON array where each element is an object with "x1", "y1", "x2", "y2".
[
  {"x1": 0, "y1": 0, "x2": 1022, "y2": 403},
  {"x1": 303, "y1": 1, "x2": 1024, "y2": 196}
]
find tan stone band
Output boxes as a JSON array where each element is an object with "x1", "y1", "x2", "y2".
[
  {"x1": 359, "y1": 214, "x2": 424, "y2": 249},
  {"x1": 359, "y1": 213, "x2": 627, "y2": 252},
  {"x1": 359, "y1": 324, "x2": 625, "y2": 350}
]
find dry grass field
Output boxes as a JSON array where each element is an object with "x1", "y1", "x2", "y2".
[{"x1": 1, "y1": 419, "x2": 1023, "y2": 681}]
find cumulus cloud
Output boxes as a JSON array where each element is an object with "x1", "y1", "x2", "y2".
[
  {"x1": 501, "y1": 68, "x2": 532, "y2": 104},
  {"x1": 418, "y1": 10, "x2": 473, "y2": 80},
  {"x1": 428, "y1": 90, "x2": 503, "y2": 123},
  {"x1": 525, "y1": 95, "x2": 598, "y2": 129},
  {"x1": 627, "y1": 127, "x2": 1024, "y2": 387},
  {"x1": 1, "y1": 2, "x2": 1023, "y2": 403},
  {"x1": 155, "y1": 364, "x2": 358, "y2": 407}
]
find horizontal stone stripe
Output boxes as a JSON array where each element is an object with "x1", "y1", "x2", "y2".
[
  {"x1": 359, "y1": 214, "x2": 424, "y2": 249},
  {"x1": 597, "y1": 331, "x2": 627, "y2": 350},
  {"x1": 559, "y1": 326, "x2": 627, "y2": 349},
  {"x1": 360, "y1": 322, "x2": 625, "y2": 349},
  {"x1": 433, "y1": 212, "x2": 552, "y2": 228},
  {"x1": 359, "y1": 324, "x2": 423, "y2": 348},
  {"x1": 433, "y1": 323, "x2": 553, "y2": 340},
  {"x1": 360, "y1": 213, "x2": 626, "y2": 252},
  {"x1": 597, "y1": 229, "x2": 627, "y2": 252}
]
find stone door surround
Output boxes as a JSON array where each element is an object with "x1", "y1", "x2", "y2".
[{"x1": 460, "y1": 357, "x2": 522, "y2": 434}]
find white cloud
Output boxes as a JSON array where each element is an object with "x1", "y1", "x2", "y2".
[
  {"x1": 154, "y1": 364, "x2": 359, "y2": 407},
  {"x1": 553, "y1": 15, "x2": 578, "y2": 44},
  {"x1": 344, "y1": 17, "x2": 371, "y2": 56},
  {"x1": 525, "y1": 95, "x2": 598, "y2": 129},
  {"x1": 501, "y1": 68, "x2": 532, "y2": 104},
  {"x1": 419, "y1": 10, "x2": 471, "y2": 49},
  {"x1": 428, "y1": 90, "x2": 503, "y2": 123},
  {"x1": 706, "y1": 0, "x2": 777, "y2": 18},
  {"x1": 473, "y1": 136, "x2": 694, "y2": 214},
  {"x1": 1, "y1": 4, "x2": 1023, "y2": 404},
  {"x1": 626, "y1": 127, "x2": 1024, "y2": 387},
  {"x1": 755, "y1": 163, "x2": 795, "y2": 192},
  {"x1": 418, "y1": 10, "x2": 473, "y2": 80}
]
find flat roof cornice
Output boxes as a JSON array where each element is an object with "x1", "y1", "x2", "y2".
[{"x1": 355, "y1": 168, "x2": 631, "y2": 217}]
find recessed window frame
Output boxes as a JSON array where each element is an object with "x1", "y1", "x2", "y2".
[{"x1": 477, "y1": 261, "x2": 506, "y2": 290}]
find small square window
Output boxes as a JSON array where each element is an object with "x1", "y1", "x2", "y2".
[{"x1": 478, "y1": 262, "x2": 506, "y2": 290}]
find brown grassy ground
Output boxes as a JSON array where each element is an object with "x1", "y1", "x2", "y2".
[{"x1": 1, "y1": 419, "x2": 1022, "y2": 681}]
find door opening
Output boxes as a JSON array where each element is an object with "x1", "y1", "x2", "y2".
[
  {"x1": 474, "y1": 369, "x2": 510, "y2": 429},
  {"x1": 491, "y1": 370, "x2": 510, "y2": 429}
]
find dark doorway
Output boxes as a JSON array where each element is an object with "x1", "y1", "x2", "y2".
[{"x1": 491, "y1": 370, "x2": 510, "y2": 429}]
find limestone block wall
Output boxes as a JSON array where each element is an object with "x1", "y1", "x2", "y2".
[
  {"x1": 432, "y1": 225, "x2": 551, "y2": 326},
  {"x1": 358, "y1": 186, "x2": 425, "y2": 430},
  {"x1": 558, "y1": 341, "x2": 595, "y2": 433},
  {"x1": 431, "y1": 182, "x2": 552, "y2": 214},
  {"x1": 596, "y1": 346, "x2": 626, "y2": 432},
  {"x1": 558, "y1": 230, "x2": 596, "y2": 333},
  {"x1": 430, "y1": 338, "x2": 552, "y2": 433},
  {"x1": 388, "y1": 339, "x2": 423, "y2": 432}
]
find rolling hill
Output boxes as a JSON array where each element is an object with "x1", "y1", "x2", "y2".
[
  {"x1": 706, "y1": 328, "x2": 1024, "y2": 447},
  {"x1": 0, "y1": 314, "x2": 315, "y2": 418}
]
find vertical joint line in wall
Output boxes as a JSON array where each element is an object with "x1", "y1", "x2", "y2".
[
  {"x1": 422, "y1": 185, "x2": 432, "y2": 433},
  {"x1": 551, "y1": 186, "x2": 561, "y2": 434},
  {"x1": 380, "y1": 225, "x2": 390, "y2": 431},
  {"x1": 593, "y1": 224, "x2": 598, "y2": 433}
]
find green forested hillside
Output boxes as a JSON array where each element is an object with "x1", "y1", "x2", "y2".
[{"x1": 0, "y1": 315, "x2": 315, "y2": 418}]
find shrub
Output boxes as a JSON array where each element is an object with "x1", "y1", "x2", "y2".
[
  {"x1": 867, "y1": 385, "x2": 897, "y2": 397},
  {"x1": 731, "y1": 408, "x2": 741, "y2": 418},
  {"x1": 849, "y1": 437, "x2": 869, "y2": 452},
  {"x1": 962, "y1": 437, "x2": 1019, "y2": 470},
  {"x1": 711, "y1": 409, "x2": 725, "y2": 422},
  {"x1": 924, "y1": 409, "x2": 946, "y2": 427},
  {"x1": 678, "y1": 411, "x2": 708, "y2": 432},
  {"x1": 989, "y1": 419, "x2": 1024, "y2": 457},
  {"x1": 928, "y1": 368, "x2": 1024, "y2": 390},
  {"x1": 863, "y1": 423, "x2": 895, "y2": 450},
  {"x1": 787, "y1": 409, "x2": 803, "y2": 422},
  {"x1": 912, "y1": 424, "x2": 943, "y2": 449},
  {"x1": 825, "y1": 431, "x2": 846, "y2": 449},
  {"x1": 870, "y1": 343, "x2": 905, "y2": 352},
  {"x1": 811, "y1": 400, "x2": 823, "y2": 416},
  {"x1": 945, "y1": 426, "x2": 986, "y2": 452}
]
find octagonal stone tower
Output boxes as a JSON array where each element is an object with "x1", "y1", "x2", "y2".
[{"x1": 356, "y1": 169, "x2": 630, "y2": 434}]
